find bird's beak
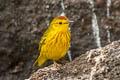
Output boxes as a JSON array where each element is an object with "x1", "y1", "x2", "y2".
[{"x1": 67, "y1": 20, "x2": 74, "y2": 23}]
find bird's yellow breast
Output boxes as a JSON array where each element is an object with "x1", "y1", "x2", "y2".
[{"x1": 41, "y1": 31, "x2": 70, "y2": 60}]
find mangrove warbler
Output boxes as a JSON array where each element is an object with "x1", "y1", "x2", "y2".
[{"x1": 33, "y1": 16, "x2": 71, "y2": 67}]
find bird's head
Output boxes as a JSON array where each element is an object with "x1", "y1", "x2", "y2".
[{"x1": 49, "y1": 16, "x2": 73, "y2": 31}]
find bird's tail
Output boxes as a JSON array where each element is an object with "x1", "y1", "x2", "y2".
[{"x1": 33, "y1": 55, "x2": 47, "y2": 67}]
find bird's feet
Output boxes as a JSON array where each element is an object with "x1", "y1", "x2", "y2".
[
  {"x1": 59, "y1": 60, "x2": 69, "y2": 64},
  {"x1": 53, "y1": 61, "x2": 62, "y2": 68}
]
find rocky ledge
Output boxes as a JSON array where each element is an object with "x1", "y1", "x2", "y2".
[{"x1": 28, "y1": 40, "x2": 120, "y2": 80}]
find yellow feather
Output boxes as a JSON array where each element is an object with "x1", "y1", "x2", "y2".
[{"x1": 33, "y1": 16, "x2": 71, "y2": 67}]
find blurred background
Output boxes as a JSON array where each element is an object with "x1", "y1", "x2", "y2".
[{"x1": 0, "y1": 0, "x2": 120, "y2": 80}]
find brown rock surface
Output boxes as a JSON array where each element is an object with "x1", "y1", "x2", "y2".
[{"x1": 29, "y1": 40, "x2": 120, "y2": 80}]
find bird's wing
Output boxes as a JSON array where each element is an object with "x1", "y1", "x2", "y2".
[
  {"x1": 34, "y1": 35, "x2": 47, "y2": 67},
  {"x1": 38, "y1": 26, "x2": 52, "y2": 51},
  {"x1": 38, "y1": 36, "x2": 46, "y2": 51}
]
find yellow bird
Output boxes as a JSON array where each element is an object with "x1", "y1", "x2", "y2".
[{"x1": 33, "y1": 16, "x2": 71, "y2": 67}]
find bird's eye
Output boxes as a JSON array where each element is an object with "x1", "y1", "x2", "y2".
[{"x1": 59, "y1": 22, "x2": 62, "y2": 24}]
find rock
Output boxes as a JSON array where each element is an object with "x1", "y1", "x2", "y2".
[{"x1": 29, "y1": 40, "x2": 120, "y2": 80}]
